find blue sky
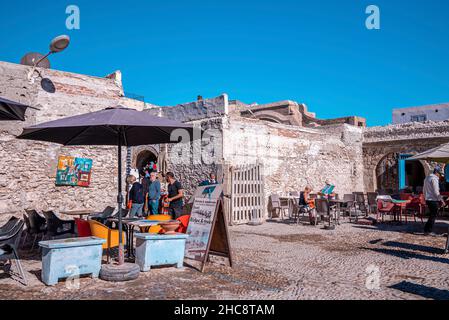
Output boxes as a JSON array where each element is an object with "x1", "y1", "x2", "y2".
[{"x1": 1, "y1": 0, "x2": 449, "y2": 126}]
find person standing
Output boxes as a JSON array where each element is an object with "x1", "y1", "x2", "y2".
[
  {"x1": 148, "y1": 172, "x2": 161, "y2": 215},
  {"x1": 141, "y1": 170, "x2": 151, "y2": 214},
  {"x1": 166, "y1": 172, "x2": 184, "y2": 219},
  {"x1": 129, "y1": 175, "x2": 145, "y2": 218},
  {"x1": 423, "y1": 166, "x2": 445, "y2": 235}
]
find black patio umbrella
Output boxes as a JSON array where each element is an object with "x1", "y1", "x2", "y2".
[
  {"x1": 0, "y1": 96, "x2": 36, "y2": 121},
  {"x1": 17, "y1": 106, "x2": 196, "y2": 265}
]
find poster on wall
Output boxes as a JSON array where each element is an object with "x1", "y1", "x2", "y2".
[{"x1": 56, "y1": 156, "x2": 93, "y2": 187}]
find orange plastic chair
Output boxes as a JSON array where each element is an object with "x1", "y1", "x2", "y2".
[
  {"x1": 176, "y1": 215, "x2": 190, "y2": 233},
  {"x1": 88, "y1": 220, "x2": 125, "y2": 262}
]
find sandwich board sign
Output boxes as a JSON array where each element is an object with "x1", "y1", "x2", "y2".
[{"x1": 184, "y1": 184, "x2": 233, "y2": 272}]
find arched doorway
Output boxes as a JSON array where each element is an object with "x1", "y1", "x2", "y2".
[
  {"x1": 404, "y1": 160, "x2": 425, "y2": 192},
  {"x1": 375, "y1": 153, "x2": 425, "y2": 193},
  {"x1": 135, "y1": 150, "x2": 158, "y2": 176},
  {"x1": 376, "y1": 153, "x2": 399, "y2": 193}
]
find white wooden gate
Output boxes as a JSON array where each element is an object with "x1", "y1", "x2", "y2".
[{"x1": 229, "y1": 162, "x2": 265, "y2": 225}]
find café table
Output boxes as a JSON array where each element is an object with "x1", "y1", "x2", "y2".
[{"x1": 59, "y1": 210, "x2": 94, "y2": 219}]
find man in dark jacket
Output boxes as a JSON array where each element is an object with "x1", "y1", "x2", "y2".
[{"x1": 129, "y1": 175, "x2": 145, "y2": 218}]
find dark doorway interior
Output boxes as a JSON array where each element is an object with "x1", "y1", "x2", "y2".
[
  {"x1": 405, "y1": 161, "x2": 425, "y2": 192},
  {"x1": 136, "y1": 150, "x2": 157, "y2": 176}
]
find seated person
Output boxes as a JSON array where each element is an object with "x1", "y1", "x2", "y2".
[{"x1": 299, "y1": 186, "x2": 317, "y2": 225}]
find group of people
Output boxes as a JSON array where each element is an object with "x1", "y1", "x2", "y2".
[
  {"x1": 296, "y1": 168, "x2": 448, "y2": 235},
  {"x1": 128, "y1": 171, "x2": 185, "y2": 219},
  {"x1": 127, "y1": 171, "x2": 219, "y2": 219}
]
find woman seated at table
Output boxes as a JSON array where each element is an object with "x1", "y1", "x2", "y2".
[{"x1": 299, "y1": 186, "x2": 317, "y2": 225}]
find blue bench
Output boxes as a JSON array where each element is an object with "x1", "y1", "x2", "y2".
[
  {"x1": 39, "y1": 237, "x2": 106, "y2": 286},
  {"x1": 135, "y1": 233, "x2": 188, "y2": 271}
]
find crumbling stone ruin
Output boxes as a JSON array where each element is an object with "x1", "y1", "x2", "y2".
[{"x1": 1, "y1": 60, "x2": 448, "y2": 221}]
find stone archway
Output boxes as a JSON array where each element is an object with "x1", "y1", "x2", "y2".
[
  {"x1": 374, "y1": 152, "x2": 427, "y2": 193},
  {"x1": 132, "y1": 145, "x2": 159, "y2": 176},
  {"x1": 375, "y1": 153, "x2": 399, "y2": 193}
]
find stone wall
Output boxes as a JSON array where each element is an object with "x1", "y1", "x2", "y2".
[
  {"x1": 0, "y1": 61, "x2": 126, "y2": 218},
  {"x1": 222, "y1": 116, "x2": 365, "y2": 215},
  {"x1": 362, "y1": 121, "x2": 449, "y2": 192}
]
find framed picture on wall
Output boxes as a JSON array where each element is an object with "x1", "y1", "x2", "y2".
[{"x1": 56, "y1": 156, "x2": 93, "y2": 187}]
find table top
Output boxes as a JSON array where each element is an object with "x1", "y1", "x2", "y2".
[
  {"x1": 135, "y1": 232, "x2": 188, "y2": 240},
  {"x1": 59, "y1": 210, "x2": 94, "y2": 216},
  {"x1": 39, "y1": 236, "x2": 105, "y2": 248},
  {"x1": 127, "y1": 220, "x2": 173, "y2": 227}
]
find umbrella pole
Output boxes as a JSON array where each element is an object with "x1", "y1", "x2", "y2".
[{"x1": 117, "y1": 136, "x2": 125, "y2": 265}]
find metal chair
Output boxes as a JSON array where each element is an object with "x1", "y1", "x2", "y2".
[
  {"x1": 43, "y1": 211, "x2": 75, "y2": 240},
  {"x1": 352, "y1": 192, "x2": 368, "y2": 222},
  {"x1": 315, "y1": 199, "x2": 338, "y2": 227},
  {"x1": 342, "y1": 194, "x2": 355, "y2": 217},
  {"x1": 269, "y1": 194, "x2": 289, "y2": 220},
  {"x1": 366, "y1": 192, "x2": 378, "y2": 215}
]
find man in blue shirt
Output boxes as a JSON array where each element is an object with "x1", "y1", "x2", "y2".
[{"x1": 147, "y1": 172, "x2": 161, "y2": 215}]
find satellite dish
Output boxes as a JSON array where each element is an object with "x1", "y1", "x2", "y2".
[
  {"x1": 49, "y1": 35, "x2": 70, "y2": 53},
  {"x1": 20, "y1": 52, "x2": 51, "y2": 68}
]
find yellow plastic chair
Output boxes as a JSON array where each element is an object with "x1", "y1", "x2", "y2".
[
  {"x1": 144, "y1": 214, "x2": 172, "y2": 234},
  {"x1": 88, "y1": 220, "x2": 125, "y2": 262}
]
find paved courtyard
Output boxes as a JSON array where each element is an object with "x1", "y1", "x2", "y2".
[{"x1": 1, "y1": 217, "x2": 449, "y2": 300}]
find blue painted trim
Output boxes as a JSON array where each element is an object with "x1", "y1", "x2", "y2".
[{"x1": 399, "y1": 154, "x2": 413, "y2": 190}]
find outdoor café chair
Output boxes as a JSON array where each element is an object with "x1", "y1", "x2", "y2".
[
  {"x1": 89, "y1": 206, "x2": 116, "y2": 224},
  {"x1": 0, "y1": 220, "x2": 25, "y2": 250},
  {"x1": 353, "y1": 192, "x2": 368, "y2": 216},
  {"x1": 43, "y1": 211, "x2": 75, "y2": 240},
  {"x1": 405, "y1": 194, "x2": 425, "y2": 224},
  {"x1": 269, "y1": 194, "x2": 289, "y2": 220},
  {"x1": 88, "y1": 220, "x2": 125, "y2": 263},
  {"x1": 25, "y1": 209, "x2": 47, "y2": 250},
  {"x1": 366, "y1": 192, "x2": 378, "y2": 214},
  {"x1": 342, "y1": 194, "x2": 355, "y2": 217},
  {"x1": 75, "y1": 218, "x2": 92, "y2": 237},
  {"x1": 315, "y1": 199, "x2": 338, "y2": 227},
  {"x1": 0, "y1": 216, "x2": 19, "y2": 236},
  {"x1": 376, "y1": 200, "x2": 396, "y2": 222},
  {"x1": 0, "y1": 243, "x2": 27, "y2": 286},
  {"x1": 176, "y1": 215, "x2": 190, "y2": 233}
]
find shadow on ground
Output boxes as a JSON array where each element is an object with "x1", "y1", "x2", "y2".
[{"x1": 390, "y1": 281, "x2": 449, "y2": 300}]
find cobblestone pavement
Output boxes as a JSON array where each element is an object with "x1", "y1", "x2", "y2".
[{"x1": 1, "y1": 217, "x2": 449, "y2": 300}]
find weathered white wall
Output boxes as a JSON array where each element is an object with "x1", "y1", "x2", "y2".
[
  {"x1": 222, "y1": 116, "x2": 365, "y2": 214},
  {"x1": 392, "y1": 103, "x2": 449, "y2": 124},
  {"x1": 0, "y1": 61, "x2": 126, "y2": 217}
]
